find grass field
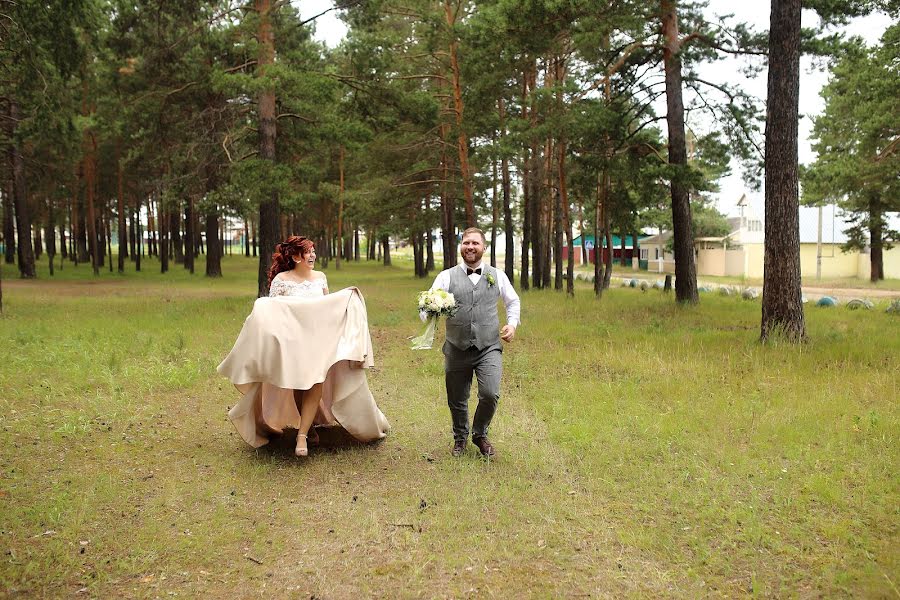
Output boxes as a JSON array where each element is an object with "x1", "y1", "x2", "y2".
[{"x1": 1, "y1": 255, "x2": 898, "y2": 598}]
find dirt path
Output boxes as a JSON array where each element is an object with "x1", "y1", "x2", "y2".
[{"x1": 799, "y1": 285, "x2": 900, "y2": 301}]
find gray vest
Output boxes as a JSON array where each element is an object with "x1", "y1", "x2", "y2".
[{"x1": 445, "y1": 265, "x2": 501, "y2": 351}]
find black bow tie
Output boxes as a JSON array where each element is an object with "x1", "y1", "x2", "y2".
[{"x1": 467, "y1": 267, "x2": 482, "y2": 275}]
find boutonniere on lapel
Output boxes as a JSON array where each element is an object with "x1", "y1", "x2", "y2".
[{"x1": 485, "y1": 273, "x2": 496, "y2": 287}]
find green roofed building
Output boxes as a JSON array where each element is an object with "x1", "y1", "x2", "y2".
[{"x1": 566, "y1": 234, "x2": 644, "y2": 267}]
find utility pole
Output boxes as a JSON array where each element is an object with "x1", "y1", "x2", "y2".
[{"x1": 816, "y1": 205, "x2": 822, "y2": 280}]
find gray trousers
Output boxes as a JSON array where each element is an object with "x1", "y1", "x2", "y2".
[{"x1": 443, "y1": 341, "x2": 502, "y2": 442}]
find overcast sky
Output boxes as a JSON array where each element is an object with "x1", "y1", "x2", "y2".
[{"x1": 294, "y1": 1, "x2": 893, "y2": 235}]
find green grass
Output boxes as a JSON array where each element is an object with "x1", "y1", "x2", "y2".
[{"x1": 1, "y1": 255, "x2": 898, "y2": 597}]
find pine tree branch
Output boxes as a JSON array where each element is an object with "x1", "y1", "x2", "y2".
[
  {"x1": 224, "y1": 60, "x2": 257, "y2": 73},
  {"x1": 391, "y1": 74, "x2": 452, "y2": 84},
  {"x1": 681, "y1": 31, "x2": 768, "y2": 56},
  {"x1": 277, "y1": 113, "x2": 315, "y2": 123},
  {"x1": 875, "y1": 137, "x2": 898, "y2": 162},
  {"x1": 161, "y1": 4, "x2": 251, "y2": 54},
  {"x1": 684, "y1": 78, "x2": 763, "y2": 158},
  {"x1": 392, "y1": 178, "x2": 454, "y2": 188},
  {"x1": 165, "y1": 81, "x2": 200, "y2": 97}
]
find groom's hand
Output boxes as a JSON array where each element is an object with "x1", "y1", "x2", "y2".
[{"x1": 500, "y1": 324, "x2": 516, "y2": 342}]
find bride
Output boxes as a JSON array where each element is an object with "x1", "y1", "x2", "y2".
[{"x1": 217, "y1": 235, "x2": 389, "y2": 457}]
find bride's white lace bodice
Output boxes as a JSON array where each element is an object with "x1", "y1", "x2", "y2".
[{"x1": 269, "y1": 273, "x2": 328, "y2": 298}]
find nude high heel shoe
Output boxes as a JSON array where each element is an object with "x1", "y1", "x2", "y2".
[{"x1": 295, "y1": 433, "x2": 309, "y2": 457}]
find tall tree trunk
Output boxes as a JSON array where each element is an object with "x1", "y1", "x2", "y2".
[
  {"x1": 74, "y1": 169, "x2": 87, "y2": 263},
  {"x1": 59, "y1": 199, "x2": 68, "y2": 261},
  {"x1": 185, "y1": 197, "x2": 195, "y2": 274},
  {"x1": 147, "y1": 194, "x2": 157, "y2": 257},
  {"x1": 579, "y1": 201, "x2": 587, "y2": 273},
  {"x1": 68, "y1": 194, "x2": 75, "y2": 263},
  {"x1": 661, "y1": 0, "x2": 698, "y2": 304},
  {"x1": 604, "y1": 212, "x2": 613, "y2": 289},
  {"x1": 336, "y1": 145, "x2": 345, "y2": 270},
  {"x1": 244, "y1": 218, "x2": 250, "y2": 257},
  {"x1": 520, "y1": 144, "x2": 531, "y2": 291},
  {"x1": 444, "y1": 0, "x2": 475, "y2": 227},
  {"x1": 256, "y1": 0, "x2": 279, "y2": 296},
  {"x1": 45, "y1": 198, "x2": 56, "y2": 276},
  {"x1": 558, "y1": 139, "x2": 574, "y2": 296},
  {"x1": 84, "y1": 130, "x2": 99, "y2": 276},
  {"x1": 761, "y1": 0, "x2": 805, "y2": 342},
  {"x1": 75, "y1": 203, "x2": 87, "y2": 262},
  {"x1": 499, "y1": 99, "x2": 514, "y2": 284},
  {"x1": 520, "y1": 94, "x2": 532, "y2": 292},
  {"x1": 553, "y1": 59, "x2": 564, "y2": 292},
  {"x1": 319, "y1": 230, "x2": 327, "y2": 267},
  {"x1": 8, "y1": 101, "x2": 36, "y2": 278},
  {"x1": 425, "y1": 198, "x2": 435, "y2": 271},
  {"x1": 541, "y1": 70, "x2": 554, "y2": 291},
  {"x1": 594, "y1": 173, "x2": 604, "y2": 297},
  {"x1": 553, "y1": 185, "x2": 563, "y2": 291},
  {"x1": 225, "y1": 217, "x2": 230, "y2": 256},
  {"x1": 194, "y1": 211, "x2": 201, "y2": 258},
  {"x1": 381, "y1": 234, "x2": 391, "y2": 266},
  {"x1": 171, "y1": 206, "x2": 183, "y2": 264},
  {"x1": 160, "y1": 204, "x2": 169, "y2": 274},
  {"x1": 117, "y1": 140, "x2": 126, "y2": 272},
  {"x1": 205, "y1": 211, "x2": 221, "y2": 277},
  {"x1": 540, "y1": 138, "x2": 552, "y2": 290},
  {"x1": 95, "y1": 214, "x2": 105, "y2": 268},
  {"x1": 33, "y1": 214, "x2": 43, "y2": 260},
  {"x1": 128, "y1": 198, "x2": 136, "y2": 261},
  {"x1": 529, "y1": 150, "x2": 541, "y2": 290},
  {"x1": 490, "y1": 141, "x2": 498, "y2": 268},
  {"x1": 439, "y1": 117, "x2": 456, "y2": 269},
  {"x1": 869, "y1": 199, "x2": 884, "y2": 281},
  {"x1": 105, "y1": 208, "x2": 113, "y2": 273},
  {"x1": 413, "y1": 227, "x2": 426, "y2": 278},
  {"x1": 134, "y1": 196, "x2": 142, "y2": 272},
  {"x1": 2, "y1": 178, "x2": 14, "y2": 264}
]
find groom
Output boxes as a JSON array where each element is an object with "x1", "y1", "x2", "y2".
[{"x1": 426, "y1": 227, "x2": 521, "y2": 457}]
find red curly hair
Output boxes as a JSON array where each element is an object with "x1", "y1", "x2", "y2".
[{"x1": 267, "y1": 235, "x2": 315, "y2": 287}]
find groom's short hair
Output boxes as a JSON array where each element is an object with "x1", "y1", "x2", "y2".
[{"x1": 461, "y1": 227, "x2": 486, "y2": 244}]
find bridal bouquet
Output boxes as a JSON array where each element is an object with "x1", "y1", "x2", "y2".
[{"x1": 410, "y1": 289, "x2": 457, "y2": 350}]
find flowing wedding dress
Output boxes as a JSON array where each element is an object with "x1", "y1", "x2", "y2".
[{"x1": 217, "y1": 274, "x2": 390, "y2": 448}]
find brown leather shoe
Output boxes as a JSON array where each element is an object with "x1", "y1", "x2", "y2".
[
  {"x1": 472, "y1": 437, "x2": 496, "y2": 457},
  {"x1": 451, "y1": 440, "x2": 467, "y2": 457}
]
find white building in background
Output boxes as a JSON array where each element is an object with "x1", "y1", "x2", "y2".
[{"x1": 688, "y1": 194, "x2": 900, "y2": 280}]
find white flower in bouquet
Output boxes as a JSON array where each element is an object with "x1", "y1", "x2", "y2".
[
  {"x1": 411, "y1": 289, "x2": 457, "y2": 349},
  {"x1": 417, "y1": 289, "x2": 458, "y2": 317}
]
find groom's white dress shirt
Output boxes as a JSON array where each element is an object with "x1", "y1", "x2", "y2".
[{"x1": 424, "y1": 262, "x2": 521, "y2": 327}]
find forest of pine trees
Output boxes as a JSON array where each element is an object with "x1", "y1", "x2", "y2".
[{"x1": 2, "y1": 0, "x2": 896, "y2": 340}]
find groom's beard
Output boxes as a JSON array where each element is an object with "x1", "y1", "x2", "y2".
[{"x1": 462, "y1": 250, "x2": 482, "y2": 266}]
